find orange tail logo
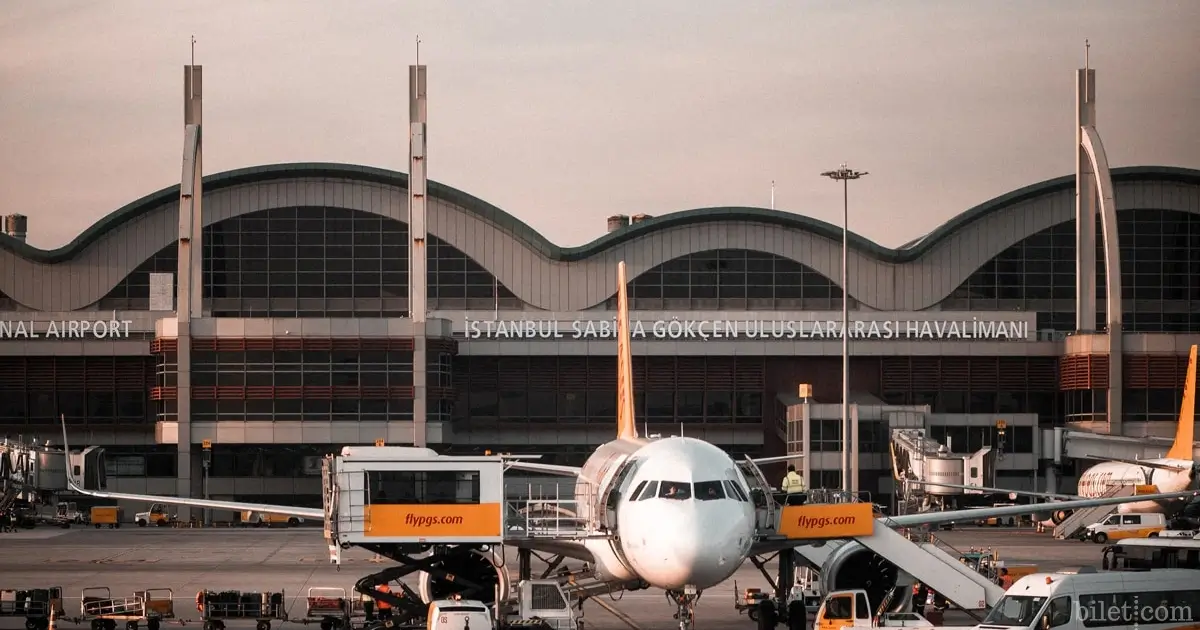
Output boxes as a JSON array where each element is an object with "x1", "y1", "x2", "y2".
[
  {"x1": 616, "y1": 262, "x2": 639, "y2": 441},
  {"x1": 1166, "y1": 344, "x2": 1197, "y2": 461}
]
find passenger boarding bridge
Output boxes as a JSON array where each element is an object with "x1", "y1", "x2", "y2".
[
  {"x1": 889, "y1": 429, "x2": 995, "y2": 514},
  {"x1": 1, "y1": 438, "x2": 106, "y2": 509}
]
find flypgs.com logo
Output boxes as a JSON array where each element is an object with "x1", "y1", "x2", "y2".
[
  {"x1": 404, "y1": 513, "x2": 466, "y2": 528},
  {"x1": 796, "y1": 514, "x2": 861, "y2": 530}
]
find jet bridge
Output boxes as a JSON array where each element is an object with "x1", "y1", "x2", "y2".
[{"x1": 890, "y1": 429, "x2": 994, "y2": 511}]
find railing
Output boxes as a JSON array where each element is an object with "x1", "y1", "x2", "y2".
[{"x1": 504, "y1": 482, "x2": 601, "y2": 539}]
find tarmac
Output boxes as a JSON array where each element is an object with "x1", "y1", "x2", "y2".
[{"x1": 0, "y1": 525, "x2": 1108, "y2": 630}]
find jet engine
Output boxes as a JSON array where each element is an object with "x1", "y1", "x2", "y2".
[
  {"x1": 819, "y1": 541, "x2": 913, "y2": 613},
  {"x1": 417, "y1": 547, "x2": 511, "y2": 605},
  {"x1": 1051, "y1": 509, "x2": 1071, "y2": 525}
]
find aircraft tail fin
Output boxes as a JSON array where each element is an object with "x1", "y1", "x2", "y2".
[
  {"x1": 615, "y1": 261, "x2": 639, "y2": 441},
  {"x1": 1166, "y1": 344, "x2": 1197, "y2": 461}
]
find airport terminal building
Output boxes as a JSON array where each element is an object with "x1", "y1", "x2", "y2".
[{"x1": 2, "y1": 162, "x2": 1200, "y2": 509}]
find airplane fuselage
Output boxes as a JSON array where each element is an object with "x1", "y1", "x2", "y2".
[
  {"x1": 575, "y1": 436, "x2": 757, "y2": 591},
  {"x1": 1078, "y1": 459, "x2": 1195, "y2": 514}
]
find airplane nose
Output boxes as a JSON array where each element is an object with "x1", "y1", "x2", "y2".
[{"x1": 623, "y1": 503, "x2": 749, "y2": 590}]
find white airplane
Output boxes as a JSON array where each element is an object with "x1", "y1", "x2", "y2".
[
  {"x1": 61, "y1": 262, "x2": 1198, "y2": 630},
  {"x1": 907, "y1": 344, "x2": 1199, "y2": 526}
]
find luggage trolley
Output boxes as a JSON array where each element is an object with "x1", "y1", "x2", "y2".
[
  {"x1": 0, "y1": 587, "x2": 65, "y2": 630},
  {"x1": 303, "y1": 588, "x2": 352, "y2": 630},
  {"x1": 80, "y1": 587, "x2": 146, "y2": 630},
  {"x1": 198, "y1": 590, "x2": 286, "y2": 630}
]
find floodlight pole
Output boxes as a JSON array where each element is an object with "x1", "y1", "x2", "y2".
[{"x1": 821, "y1": 164, "x2": 868, "y2": 494}]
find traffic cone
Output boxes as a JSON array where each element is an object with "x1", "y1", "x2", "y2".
[{"x1": 48, "y1": 607, "x2": 56, "y2": 630}]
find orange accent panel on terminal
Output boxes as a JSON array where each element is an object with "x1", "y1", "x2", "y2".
[
  {"x1": 778, "y1": 503, "x2": 875, "y2": 539},
  {"x1": 364, "y1": 503, "x2": 502, "y2": 538}
]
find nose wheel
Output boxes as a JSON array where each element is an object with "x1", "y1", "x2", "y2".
[{"x1": 669, "y1": 589, "x2": 700, "y2": 630}]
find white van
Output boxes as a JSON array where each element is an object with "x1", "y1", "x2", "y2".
[
  {"x1": 975, "y1": 567, "x2": 1200, "y2": 629},
  {"x1": 1082, "y1": 512, "x2": 1166, "y2": 543}
]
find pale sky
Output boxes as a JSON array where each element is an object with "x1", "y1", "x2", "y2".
[{"x1": 1, "y1": 0, "x2": 1197, "y2": 251}]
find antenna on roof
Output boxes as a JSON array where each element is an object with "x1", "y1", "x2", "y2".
[
  {"x1": 416, "y1": 35, "x2": 421, "y2": 66},
  {"x1": 190, "y1": 35, "x2": 196, "y2": 66},
  {"x1": 770, "y1": 181, "x2": 776, "y2": 210}
]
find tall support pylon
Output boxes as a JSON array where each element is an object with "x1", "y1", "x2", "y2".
[
  {"x1": 176, "y1": 61, "x2": 204, "y2": 520},
  {"x1": 1074, "y1": 45, "x2": 1124, "y2": 435},
  {"x1": 409, "y1": 52, "x2": 429, "y2": 447}
]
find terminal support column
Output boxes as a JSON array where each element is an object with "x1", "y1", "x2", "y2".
[
  {"x1": 1075, "y1": 64, "x2": 1124, "y2": 435},
  {"x1": 408, "y1": 64, "x2": 429, "y2": 447},
  {"x1": 175, "y1": 64, "x2": 204, "y2": 522}
]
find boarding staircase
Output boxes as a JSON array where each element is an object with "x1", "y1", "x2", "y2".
[{"x1": 1054, "y1": 485, "x2": 1132, "y2": 540}]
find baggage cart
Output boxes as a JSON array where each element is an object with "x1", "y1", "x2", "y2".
[
  {"x1": 198, "y1": 589, "x2": 286, "y2": 630},
  {"x1": 0, "y1": 587, "x2": 65, "y2": 630},
  {"x1": 90, "y1": 506, "x2": 124, "y2": 529},
  {"x1": 80, "y1": 587, "x2": 144, "y2": 630},
  {"x1": 304, "y1": 588, "x2": 351, "y2": 630},
  {"x1": 135, "y1": 588, "x2": 174, "y2": 628}
]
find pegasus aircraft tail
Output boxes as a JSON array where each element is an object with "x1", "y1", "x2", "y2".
[
  {"x1": 1166, "y1": 344, "x2": 1197, "y2": 461},
  {"x1": 616, "y1": 261, "x2": 639, "y2": 441}
]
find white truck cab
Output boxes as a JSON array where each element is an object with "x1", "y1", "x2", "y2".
[
  {"x1": 427, "y1": 599, "x2": 494, "y2": 630},
  {"x1": 813, "y1": 589, "x2": 933, "y2": 629}
]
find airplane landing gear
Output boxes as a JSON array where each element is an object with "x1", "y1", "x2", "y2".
[
  {"x1": 668, "y1": 589, "x2": 700, "y2": 630},
  {"x1": 745, "y1": 551, "x2": 807, "y2": 630}
]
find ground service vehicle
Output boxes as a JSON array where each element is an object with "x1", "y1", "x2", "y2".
[
  {"x1": 977, "y1": 567, "x2": 1200, "y2": 630},
  {"x1": 90, "y1": 506, "x2": 123, "y2": 529},
  {"x1": 428, "y1": 599, "x2": 495, "y2": 630},
  {"x1": 197, "y1": 589, "x2": 285, "y2": 630},
  {"x1": 811, "y1": 589, "x2": 933, "y2": 628},
  {"x1": 134, "y1": 504, "x2": 174, "y2": 528},
  {"x1": 55, "y1": 503, "x2": 85, "y2": 524},
  {"x1": 1102, "y1": 538, "x2": 1200, "y2": 570},
  {"x1": 1082, "y1": 512, "x2": 1166, "y2": 543},
  {"x1": 239, "y1": 511, "x2": 302, "y2": 527}
]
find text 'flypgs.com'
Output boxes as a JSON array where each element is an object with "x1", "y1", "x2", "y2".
[
  {"x1": 404, "y1": 514, "x2": 466, "y2": 528},
  {"x1": 795, "y1": 514, "x2": 860, "y2": 530}
]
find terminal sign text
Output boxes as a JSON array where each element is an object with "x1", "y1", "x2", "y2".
[
  {"x1": 463, "y1": 317, "x2": 1029, "y2": 341},
  {"x1": 0, "y1": 319, "x2": 135, "y2": 340}
]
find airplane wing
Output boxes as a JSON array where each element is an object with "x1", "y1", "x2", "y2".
[
  {"x1": 904, "y1": 479, "x2": 1080, "y2": 501},
  {"x1": 506, "y1": 538, "x2": 595, "y2": 562},
  {"x1": 61, "y1": 420, "x2": 323, "y2": 520},
  {"x1": 1084, "y1": 455, "x2": 1194, "y2": 472},
  {"x1": 504, "y1": 461, "x2": 583, "y2": 477},
  {"x1": 882, "y1": 490, "x2": 1197, "y2": 528},
  {"x1": 757, "y1": 489, "x2": 1198, "y2": 554}
]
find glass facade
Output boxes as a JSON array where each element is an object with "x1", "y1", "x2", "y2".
[
  {"x1": 618, "y1": 249, "x2": 844, "y2": 310},
  {"x1": 945, "y1": 209, "x2": 1200, "y2": 333},
  {"x1": 94, "y1": 207, "x2": 518, "y2": 315},
  {"x1": 455, "y1": 356, "x2": 767, "y2": 426},
  {"x1": 151, "y1": 337, "x2": 455, "y2": 424},
  {"x1": 1060, "y1": 354, "x2": 1195, "y2": 425},
  {"x1": 0, "y1": 357, "x2": 153, "y2": 427},
  {"x1": 880, "y1": 356, "x2": 1060, "y2": 421}
]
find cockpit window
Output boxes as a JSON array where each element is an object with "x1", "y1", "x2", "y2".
[
  {"x1": 636, "y1": 481, "x2": 659, "y2": 501},
  {"x1": 659, "y1": 481, "x2": 691, "y2": 500},
  {"x1": 629, "y1": 480, "x2": 647, "y2": 502},
  {"x1": 724, "y1": 480, "x2": 749, "y2": 502},
  {"x1": 695, "y1": 481, "x2": 725, "y2": 501}
]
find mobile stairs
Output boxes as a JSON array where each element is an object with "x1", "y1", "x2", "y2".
[{"x1": 1054, "y1": 485, "x2": 1132, "y2": 540}]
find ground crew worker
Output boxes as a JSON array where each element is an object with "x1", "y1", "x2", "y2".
[
  {"x1": 780, "y1": 465, "x2": 806, "y2": 505},
  {"x1": 999, "y1": 567, "x2": 1013, "y2": 589},
  {"x1": 375, "y1": 583, "x2": 393, "y2": 620},
  {"x1": 782, "y1": 466, "x2": 805, "y2": 492}
]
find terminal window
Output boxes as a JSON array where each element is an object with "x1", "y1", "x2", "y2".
[{"x1": 367, "y1": 470, "x2": 481, "y2": 505}]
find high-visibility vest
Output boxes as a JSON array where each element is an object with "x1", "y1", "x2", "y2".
[
  {"x1": 376, "y1": 584, "x2": 392, "y2": 610},
  {"x1": 782, "y1": 472, "x2": 806, "y2": 493}
]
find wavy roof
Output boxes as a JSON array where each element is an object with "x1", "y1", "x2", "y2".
[{"x1": 3, "y1": 163, "x2": 1198, "y2": 265}]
